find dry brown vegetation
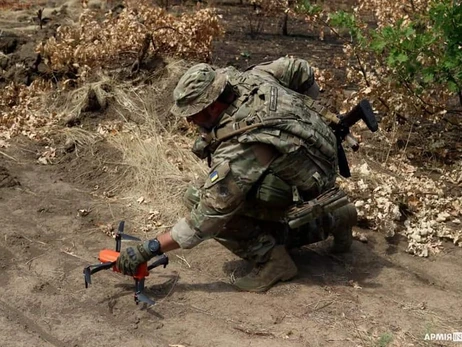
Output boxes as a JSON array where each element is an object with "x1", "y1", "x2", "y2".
[
  {"x1": 1, "y1": 2, "x2": 462, "y2": 347},
  {"x1": 38, "y1": 1, "x2": 223, "y2": 76},
  {"x1": 0, "y1": 0, "x2": 460, "y2": 255}
]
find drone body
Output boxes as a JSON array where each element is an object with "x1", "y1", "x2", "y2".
[{"x1": 83, "y1": 221, "x2": 169, "y2": 305}]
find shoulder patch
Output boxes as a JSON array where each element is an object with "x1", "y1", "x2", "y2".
[
  {"x1": 204, "y1": 161, "x2": 231, "y2": 189},
  {"x1": 210, "y1": 170, "x2": 219, "y2": 183},
  {"x1": 269, "y1": 86, "x2": 278, "y2": 111}
]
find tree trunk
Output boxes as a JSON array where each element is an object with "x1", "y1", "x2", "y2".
[{"x1": 282, "y1": 12, "x2": 288, "y2": 36}]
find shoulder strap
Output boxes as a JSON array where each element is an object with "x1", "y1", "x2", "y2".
[
  {"x1": 302, "y1": 97, "x2": 340, "y2": 126},
  {"x1": 204, "y1": 99, "x2": 339, "y2": 145}
]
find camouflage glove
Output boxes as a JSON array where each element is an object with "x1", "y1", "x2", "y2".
[
  {"x1": 116, "y1": 239, "x2": 161, "y2": 276},
  {"x1": 192, "y1": 135, "x2": 210, "y2": 160}
]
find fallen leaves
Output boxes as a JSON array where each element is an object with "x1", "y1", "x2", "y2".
[
  {"x1": 77, "y1": 208, "x2": 91, "y2": 217},
  {"x1": 0, "y1": 139, "x2": 9, "y2": 148},
  {"x1": 98, "y1": 223, "x2": 115, "y2": 237},
  {"x1": 40, "y1": 3, "x2": 224, "y2": 76},
  {"x1": 1, "y1": 80, "x2": 58, "y2": 141},
  {"x1": 340, "y1": 158, "x2": 462, "y2": 257},
  {"x1": 37, "y1": 147, "x2": 56, "y2": 165}
]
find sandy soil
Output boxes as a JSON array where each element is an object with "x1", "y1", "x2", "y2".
[
  {"x1": 2, "y1": 140, "x2": 462, "y2": 347},
  {"x1": 1, "y1": 1, "x2": 461, "y2": 347}
]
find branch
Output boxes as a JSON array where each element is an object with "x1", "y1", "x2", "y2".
[
  {"x1": 354, "y1": 50, "x2": 370, "y2": 87},
  {"x1": 131, "y1": 33, "x2": 152, "y2": 73},
  {"x1": 402, "y1": 79, "x2": 444, "y2": 113}
]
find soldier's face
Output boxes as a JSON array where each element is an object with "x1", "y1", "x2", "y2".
[
  {"x1": 187, "y1": 102, "x2": 223, "y2": 130},
  {"x1": 187, "y1": 108, "x2": 214, "y2": 129}
]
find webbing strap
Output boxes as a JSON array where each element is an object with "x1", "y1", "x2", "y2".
[
  {"x1": 302, "y1": 97, "x2": 340, "y2": 125},
  {"x1": 202, "y1": 85, "x2": 339, "y2": 146}
]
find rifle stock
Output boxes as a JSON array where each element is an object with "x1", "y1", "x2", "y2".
[{"x1": 332, "y1": 99, "x2": 378, "y2": 178}]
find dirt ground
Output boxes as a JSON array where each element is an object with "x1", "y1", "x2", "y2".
[{"x1": 1, "y1": 1, "x2": 462, "y2": 347}]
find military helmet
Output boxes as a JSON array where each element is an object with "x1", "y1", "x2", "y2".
[{"x1": 170, "y1": 63, "x2": 228, "y2": 118}]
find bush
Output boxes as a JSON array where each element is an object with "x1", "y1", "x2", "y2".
[
  {"x1": 38, "y1": 1, "x2": 224, "y2": 79},
  {"x1": 297, "y1": 0, "x2": 462, "y2": 124}
]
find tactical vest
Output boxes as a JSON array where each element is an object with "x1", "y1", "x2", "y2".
[{"x1": 204, "y1": 70, "x2": 337, "y2": 162}]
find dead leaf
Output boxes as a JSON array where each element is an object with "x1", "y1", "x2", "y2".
[
  {"x1": 78, "y1": 209, "x2": 91, "y2": 217},
  {"x1": 37, "y1": 157, "x2": 49, "y2": 165},
  {"x1": 348, "y1": 280, "x2": 362, "y2": 289},
  {"x1": 0, "y1": 139, "x2": 9, "y2": 148},
  {"x1": 98, "y1": 223, "x2": 114, "y2": 237}
]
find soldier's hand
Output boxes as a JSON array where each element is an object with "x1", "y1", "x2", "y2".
[{"x1": 116, "y1": 239, "x2": 161, "y2": 275}]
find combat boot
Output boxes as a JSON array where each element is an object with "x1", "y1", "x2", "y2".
[
  {"x1": 232, "y1": 245, "x2": 298, "y2": 292},
  {"x1": 330, "y1": 203, "x2": 357, "y2": 253}
]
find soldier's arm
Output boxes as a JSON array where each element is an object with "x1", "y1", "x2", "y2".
[
  {"x1": 170, "y1": 139, "x2": 278, "y2": 249},
  {"x1": 252, "y1": 57, "x2": 316, "y2": 95}
]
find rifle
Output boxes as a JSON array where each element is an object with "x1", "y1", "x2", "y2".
[{"x1": 330, "y1": 99, "x2": 378, "y2": 177}]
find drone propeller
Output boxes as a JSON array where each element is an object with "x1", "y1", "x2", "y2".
[
  {"x1": 83, "y1": 220, "x2": 169, "y2": 306},
  {"x1": 119, "y1": 234, "x2": 142, "y2": 241},
  {"x1": 115, "y1": 221, "x2": 141, "y2": 252}
]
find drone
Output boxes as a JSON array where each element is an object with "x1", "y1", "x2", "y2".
[{"x1": 83, "y1": 221, "x2": 169, "y2": 305}]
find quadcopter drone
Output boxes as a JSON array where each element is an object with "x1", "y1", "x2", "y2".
[{"x1": 83, "y1": 221, "x2": 168, "y2": 305}]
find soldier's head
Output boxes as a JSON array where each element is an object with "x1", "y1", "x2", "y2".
[{"x1": 170, "y1": 63, "x2": 234, "y2": 130}]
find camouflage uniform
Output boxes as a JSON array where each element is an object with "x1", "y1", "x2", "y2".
[{"x1": 170, "y1": 57, "x2": 339, "y2": 262}]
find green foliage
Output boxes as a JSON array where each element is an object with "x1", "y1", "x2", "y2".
[
  {"x1": 364, "y1": 0, "x2": 462, "y2": 96},
  {"x1": 429, "y1": 0, "x2": 462, "y2": 93},
  {"x1": 328, "y1": 10, "x2": 363, "y2": 42},
  {"x1": 296, "y1": 0, "x2": 322, "y2": 16},
  {"x1": 325, "y1": 0, "x2": 462, "y2": 119},
  {"x1": 376, "y1": 332, "x2": 393, "y2": 347}
]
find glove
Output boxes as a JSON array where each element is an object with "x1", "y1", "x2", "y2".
[
  {"x1": 192, "y1": 135, "x2": 210, "y2": 160},
  {"x1": 116, "y1": 239, "x2": 161, "y2": 275}
]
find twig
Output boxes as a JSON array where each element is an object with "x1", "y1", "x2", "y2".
[
  {"x1": 233, "y1": 326, "x2": 275, "y2": 337},
  {"x1": 312, "y1": 300, "x2": 334, "y2": 312},
  {"x1": 160, "y1": 273, "x2": 179, "y2": 301},
  {"x1": 131, "y1": 33, "x2": 152, "y2": 73},
  {"x1": 384, "y1": 116, "x2": 398, "y2": 165},
  {"x1": 25, "y1": 254, "x2": 46, "y2": 268},
  {"x1": 17, "y1": 187, "x2": 38, "y2": 196},
  {"x1": 175, "y1": 254, "x2": 191, "y2": 268},
  {"x1": 22, "y1": 235, "x2": 47, "y2": 246},
  {"x1": 60, "y1": 250, "x2": 87, "y2": 261},
  {"x1": 169, "y1": 301, "x2": 242, "y2": 325},
  {"x1": 402, "y1": 121, "x2": 415, "y2": 154},
  {"x1": 0, "y1": 150, "x2": 18, "y2": 162}
]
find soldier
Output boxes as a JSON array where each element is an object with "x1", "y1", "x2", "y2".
[{"x1": 116, "y1": 57, "x2": 357, "y2": 292}]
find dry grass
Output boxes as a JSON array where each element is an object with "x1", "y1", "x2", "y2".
[
  {"x1": 53, "y1": 75, "x2": 116, "y2": 124},
  {"x1": 57, "y1": 127, "x2": 102, "y2": 148},
  {"x1": 52, "y1": 59, "x2": 207, "y2": 230},
  {"x1": 106, "y1": 59, "x2": 207, "y2": 226}
]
